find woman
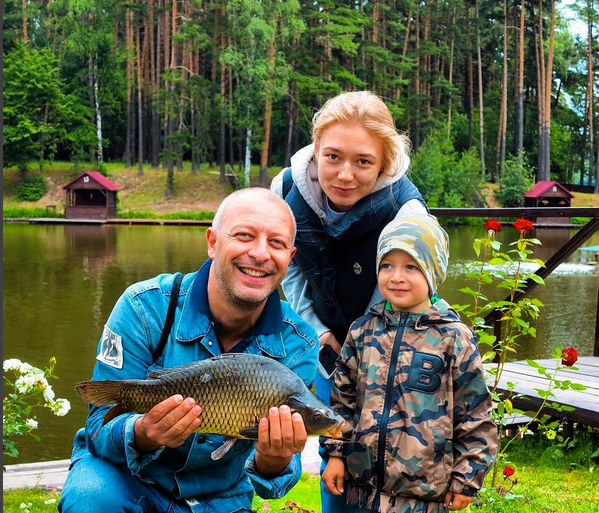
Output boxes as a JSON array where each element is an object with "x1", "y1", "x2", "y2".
[{"x1": 271, "y1": 91, "x2": 428, "y2": 512}]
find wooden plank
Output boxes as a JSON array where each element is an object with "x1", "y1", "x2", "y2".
[
  {"x1": 486, "y1": 357, "x2": 599, "y2": 428},
  {"x1": 494, "y1": 365, "x2": 599, "y2": 390}
]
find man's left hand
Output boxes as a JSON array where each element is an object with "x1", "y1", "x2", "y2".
[{"x1": 254, "y1": 405, "x2": 307, "y2": 478}]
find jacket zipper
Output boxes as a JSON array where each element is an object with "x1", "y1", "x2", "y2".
[{"x1": 375, "y1": 311, "x2": 409, "y2": 499}]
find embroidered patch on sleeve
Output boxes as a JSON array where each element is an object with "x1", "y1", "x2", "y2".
[{"x1": 97, "y1": 325, "x2": 124, "y2": 369}]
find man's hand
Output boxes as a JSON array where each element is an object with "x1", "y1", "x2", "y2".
[
  {"x1": 443, "y1": 491, "x2": 473, "y2": 511},
  {"x1": 134, "y1": 395, "x2": 202, "y2": 453},
  {"x1": 319, "y1": 332, "x2": 342, "y2": 355},
  {"x1": 322, "y1": 456, "x2": 345, "y2": 496},
  {"x1": 254, "y1": 405, "x2": 307, "y2": 478}
]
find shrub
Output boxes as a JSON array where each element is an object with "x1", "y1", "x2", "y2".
[
  {"x1": 15, "y1": 175, "x2": 48, "y2": 202},
  {"x1": 3, "y1": 358, "x2": 71, "y2": 462},
  {"x1": 410, "y1": 131, "x2": 485, "y2": 209},
  {"x1": 3, "y1": 206, "x2": 64, "y2": 218},
  {"x1": 495, "y1": 156, "x2": 533, "y2": 207}
]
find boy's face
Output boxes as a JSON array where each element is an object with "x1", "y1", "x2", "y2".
[{"x1": 378, "y1": 250, "x2": 431, "y2": 313}]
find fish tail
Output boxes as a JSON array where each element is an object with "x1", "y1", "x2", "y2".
[{"x1": 75, "y1": 380, "x2": 124, "y2": 406}]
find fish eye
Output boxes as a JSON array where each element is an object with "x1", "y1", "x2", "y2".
[{"x1": 313, "y1": 411, "x2": 323, "y2": 420}]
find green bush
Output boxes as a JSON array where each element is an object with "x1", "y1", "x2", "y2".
[
  {"x1": 15, "y1": 175, "x2": 48, "y2": 202},
  {"x1": 3, "y1": 206, "x2": 64, "y2": 218},
  {"x1": 494, "y1": 156, "x2": 533, "y2": 207},
  {"x1": 410, "y1": 131, "x2": 485, "y2": 208}
]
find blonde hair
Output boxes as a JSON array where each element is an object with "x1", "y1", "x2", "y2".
[{"x1": 312, "y1": 91, "x2": 411, "y2": 177}]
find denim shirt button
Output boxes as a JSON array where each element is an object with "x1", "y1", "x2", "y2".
[{"x1": 208, "y1": 341, "x2": 213, "y2": 346}]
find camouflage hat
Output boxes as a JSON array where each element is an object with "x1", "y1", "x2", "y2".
[{"x1": 376, "y1": 214, "x2": 449, "y2": 296}]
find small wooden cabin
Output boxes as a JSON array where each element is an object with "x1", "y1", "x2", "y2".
[
  {"x1": 523, "y1": 181, "x2": 574, "y2": 225},
  {"x1": 63, "y1": 172, "x2": 119, "y2": 220}
]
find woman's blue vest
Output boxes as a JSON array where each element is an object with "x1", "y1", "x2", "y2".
[{"x1": 282, "y1": 169, "x2": 426, "y2": 342}]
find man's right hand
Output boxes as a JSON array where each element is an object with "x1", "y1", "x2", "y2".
[
  {"x1": 319, "y1": 332, "x2": 342, "y2": 355},
  {"x1": 134, "y1": 395, "x2": 202, "y2": 453}
]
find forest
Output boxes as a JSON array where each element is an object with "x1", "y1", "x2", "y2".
[{"x1": 3, "y1": 0, "x2": 599, "y2": 206}]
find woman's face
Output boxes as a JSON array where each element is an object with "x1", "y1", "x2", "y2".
[{"x1": 315, "y1": 122, "x2": 384, "y2": 212}]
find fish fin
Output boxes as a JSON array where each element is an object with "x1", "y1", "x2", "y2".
[
  {"x1": 101, "y1": 404, "x2": 129, "y2": 427},
  {"x1": 238, "y1": 427, "x2": 259, "y2": 439},
  {"x1": 75, "y1": 380, "x2": 123, "y2": 406},
  {"x1": 146, "y1": 361, "x2": 206, "y2": 381},
  {"x1": 211, "y1": 438, "x2": 237, "y2": 460}
]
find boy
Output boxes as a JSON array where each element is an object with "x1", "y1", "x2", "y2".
[{"x1": 321, "y1": 214, "x2": 497, "y2": 513}]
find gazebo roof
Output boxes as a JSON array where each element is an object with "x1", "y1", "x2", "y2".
[
  {"x1": 63, "y1": 171, "x2": 119, "y2": 191},
  {"x1": 523, "y1": 180, "x2": 573, "y2": 199}
]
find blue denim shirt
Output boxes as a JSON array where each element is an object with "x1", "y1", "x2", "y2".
[{"x1": 70, "y1": 260, "x2": 319, "y2": 512}]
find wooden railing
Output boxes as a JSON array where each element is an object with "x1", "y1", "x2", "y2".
[{"x1": 429, "y1": 207, "x2": 599, "y2": 356}]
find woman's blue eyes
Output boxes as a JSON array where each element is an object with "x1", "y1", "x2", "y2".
[{"x1": 325, "y1": 154, "x2": 372, "y2": 166}]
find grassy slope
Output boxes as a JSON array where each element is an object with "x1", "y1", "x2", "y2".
[
  {"x1": 4, "y1": 163, "x2": 598, "y2": 216},
  {"x1": 2, "y1": 162, "x2": 281, "y2": 215}
]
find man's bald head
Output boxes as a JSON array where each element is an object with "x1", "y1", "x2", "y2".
[{"x1": 212, "y1": 188, "x2": 297, "y2": 245}]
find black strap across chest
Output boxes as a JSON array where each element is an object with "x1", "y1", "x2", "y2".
[{"x1": 152, "y1": 272, "x2": 183, "y2": 362}]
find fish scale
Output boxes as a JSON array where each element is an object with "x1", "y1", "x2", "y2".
[{"x1": 76, "y1": 353, "x2": 345, "y2": 440}]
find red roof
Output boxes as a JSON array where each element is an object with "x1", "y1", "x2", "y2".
[
  {"x1": 523, "y1": 181, "x2": 573, "y2": 198},
  {"x1": 63, "y1": 171, "x2": 119, "y2": 191}
]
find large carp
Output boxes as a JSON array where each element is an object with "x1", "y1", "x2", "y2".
[{"x1": 76, "y1": 353, "x2": 344, "y2": 459}]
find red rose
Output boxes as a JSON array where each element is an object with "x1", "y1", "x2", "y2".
[
  {"x1": 503, "y1": 465, "x2": 516, "y2": 478},
  {"x1": 484, "y1": 219, "x2": 502, "y2": 233},
  {"x1": 512, "y1": 218, "x2": 534, "y2": 234},
  {"x1": 562, "y1": 347, "x2": 578, "y2": 367}
]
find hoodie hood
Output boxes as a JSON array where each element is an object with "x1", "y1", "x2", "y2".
[{"x1": 289, "y1": 144, "x2": 408, "y2": 224}]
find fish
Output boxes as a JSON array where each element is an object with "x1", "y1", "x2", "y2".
[{"x1": 75, "y1": 353, "x2": 345, "y2": 459}]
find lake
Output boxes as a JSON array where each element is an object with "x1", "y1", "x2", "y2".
[{"x1": 3, "y1": 222, "x2": 598, "y2": 463}]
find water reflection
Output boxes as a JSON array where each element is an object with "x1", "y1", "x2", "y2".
[{"x1": 3, "y1": 223, "x2": 598, "y2": 463}]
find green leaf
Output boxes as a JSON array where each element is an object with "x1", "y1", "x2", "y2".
[
  {"x1": 528, "y1": 274, "x2": 545, "y2": 285},
  {"x1": 570, "y1": 383, "x2": 587, "y2": 391}
]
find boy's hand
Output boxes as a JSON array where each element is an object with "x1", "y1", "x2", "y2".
[
  {"x1": 443, "y1": 491, "x2": 472, "y2": 511},
  {"x1": 322, "y1": 456, "x2": 345, "y2": 496}
]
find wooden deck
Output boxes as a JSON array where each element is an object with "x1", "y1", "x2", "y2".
[{"x1": 488, "y1": 356, "x2": 599, "y2": 428}]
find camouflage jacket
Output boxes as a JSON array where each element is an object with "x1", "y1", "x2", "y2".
[{"x1": 321, "y1": 299, "x2": 497, "y2": 512}]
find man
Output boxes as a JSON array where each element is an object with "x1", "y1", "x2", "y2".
[{"x1": 59, "y1": 188, "x2": 319, "y2": 513}]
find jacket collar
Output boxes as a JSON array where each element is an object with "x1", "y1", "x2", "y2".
[
  {"x1": 175, "y1": 260, "x2": 287, "y2": 357},
  {"x1": 369, "y1": 298, "x2": 461, "y2": 328}
]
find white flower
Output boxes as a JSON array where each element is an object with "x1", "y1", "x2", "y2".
[
  {"x1": 19, "y1": 503, "x2": 31, "y2": 509},
  {"x1": 19, "y1": 362, "x2": 33, "y2": 373},
  {"x1": 15, "y1": 374, "x2": 37, "y2": 393},
  {"x1": 43, "y1": 385, "x2": 56, "y2": 402},
  {"x1": 44, "y1": 499, "x2": 57, "y2": 505},
  {"x1": 35, "y1": 375, "x2": 49, "y2": 390},
  {"x1": 4, "y1": 359, "x2": 23, "y2": 371},
  {"x1": 50, "y1": 398, "x2": 71, "y2": 417},
  {"x1": 26, "y1": 418, "x2": 38, "y2": 429}
]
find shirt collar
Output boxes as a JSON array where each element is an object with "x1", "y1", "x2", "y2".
[{"x1": 188, "y1": 259, "x2": 284, "y2": 336}]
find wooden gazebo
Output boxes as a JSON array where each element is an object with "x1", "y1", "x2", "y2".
[
  {"x1": 523, "y1": 181, "x2": 574, "y2": 225},
  {"x1": 63, "y1": 171, "x2": 119, "y2": 220}
]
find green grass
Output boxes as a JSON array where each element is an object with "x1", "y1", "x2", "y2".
[
  {"x1": 3, "y1": 488, "x2": 61, "y2": 513},
  {"x1": 117, "y1": 209, "x2": 215, "y2": 220},
  {"x1": 3, "y1": 206, "x2": 65, "y2": 218},
  {"x1": 4, "y1": 430, "x2": 598, "y2": 513}
]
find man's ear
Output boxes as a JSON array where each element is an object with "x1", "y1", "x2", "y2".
[
  {"x1": 289, "y1": 246, "x2": 297, "y2": 261},
  {"x1": 206, "y1": 228, "x2": 217, "y2": 259}
]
